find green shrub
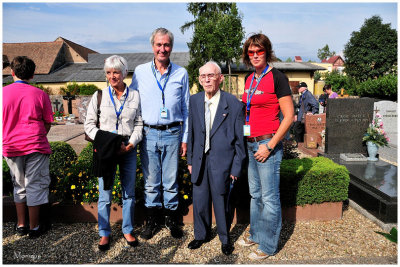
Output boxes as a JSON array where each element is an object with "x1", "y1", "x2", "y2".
[
  {"x1": 3, "y1": 158, "x2": 13, "y2": 196},
  {"x1": 322, "y1": 70, "x2": 357, "y2": 95},
  {"x1": 78, "y1": 84, "x2": 100, "y2": 95},
  {"x1": 280, "y1": 157, "x2": 350, "y2": 207},
  {"x1": 49, "y1": 142, "x2": 77, "y2": 200},
  {"x1": 60, "y1": 82, "x2": 99, "y2": 96},
  {"x1": 355, "y1": 74, "x2": 397, "y2": 101}
]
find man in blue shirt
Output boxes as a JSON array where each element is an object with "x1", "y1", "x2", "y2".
[
  {"x1": 130, "y1": 28, "x2": 190, "y2": 240},
  {"x1": 293, "y1": 82, "x2": 319, "y2": 145}
]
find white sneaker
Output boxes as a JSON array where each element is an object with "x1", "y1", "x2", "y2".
[
  {"x1": 248, "y1": 249, "x2": 271, "y2": 260},
  {"x1": 237, "y1": 236, "x2": 257, "y2": 247}
]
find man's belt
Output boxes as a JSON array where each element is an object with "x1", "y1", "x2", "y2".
[
  {"x1": 246, "y1": 134, "x2": 274, "y2": 143},
  {"x1": 144, "y1": 121, "x2": 182, "y2": 130}
]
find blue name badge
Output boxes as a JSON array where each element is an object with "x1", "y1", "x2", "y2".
[
  {"x1": 160, "y1": 107, "x2": 168, "y2": 118},
  {"x1": 243, "y1": 125, "x2": 251, "y2": 136}
]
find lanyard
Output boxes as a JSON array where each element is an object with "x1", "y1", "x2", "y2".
[
  {"x1": 108, "y1": 85, "x2": 129, "y2": 131},
  {"x1": 14, "y1": 80, "x2": 28, "y2": 84},
  {"x1": 245, "y1": 65, "x2": 269, "y2": 122},
  {"x1": 151, "y1": 61, "x2": 171, "y2": 107}
]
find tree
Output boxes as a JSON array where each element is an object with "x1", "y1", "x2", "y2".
[
  {"x1": 317, "y1": 44, "x2": 335, "y2": 61},
  {"x1": 181, "y1": 3, "x2": 245, "y2": 91},
  {"x1": 285, "y1": 57, "x2": 293, "y2": 62},
  {"x1": 343, "y1": 16, "x2": 397, "y2": 82}
]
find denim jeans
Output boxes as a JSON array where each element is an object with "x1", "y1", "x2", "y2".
[
  {"x1": 140, "y1": 125, "x2": 181, "y2": 210},
  {"x1": 98, "y1": 144, "x2": 137, "y2": 237},
  {"x1": 247, "y1": 138, "x2": 283, "y2": 255}
]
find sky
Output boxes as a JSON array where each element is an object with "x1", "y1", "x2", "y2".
[{"x1": 2, "y1": 1, "x2": 398, "y2": 62}]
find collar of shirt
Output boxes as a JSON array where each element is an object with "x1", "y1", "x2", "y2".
[
  {"x1": 110, "y1": 84, "x2": 128, "y2": 98},
  {"x1": 152, "y1": 58, "x2": 172, "y2": 76},
  {"x1": 204, "y1": 89, "x2": 221, "y2": 127},
  {"x1": 204, "y1": 89, "x2": 221, "y2": 106}
]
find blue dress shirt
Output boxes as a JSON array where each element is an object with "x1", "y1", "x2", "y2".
[{"x1": 129, "y1": 59, "x2": 190, "y2": 143}]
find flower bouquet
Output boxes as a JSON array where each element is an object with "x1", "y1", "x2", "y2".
[{"x1": 362, "y1": 113, "x2": 390, "y2": 147}]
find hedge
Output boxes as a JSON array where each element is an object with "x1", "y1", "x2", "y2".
[
  {"x1": 3, "y1": 143, "x2": 349, "y2": 208},
  {"x1": 280, "y1": 157, "x2": 350, "y2": 207}
]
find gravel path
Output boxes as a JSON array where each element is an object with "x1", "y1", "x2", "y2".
[{"x1": 3, "y1": 207, "x2": 397, "y2": 264}]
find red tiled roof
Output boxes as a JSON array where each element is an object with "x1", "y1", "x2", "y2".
[
  {"x1": 322, "y1": 55, "x2": 342, "y2": 64},
  {"x1": 3, "y1": 37, "x2": 98, "y2": 75},
  {"x1": 3, "y1": 41, "x2": 64, "y2": 75}
]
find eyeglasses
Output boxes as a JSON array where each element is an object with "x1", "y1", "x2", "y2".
[
  {"x1": 247, "y1": 49, "x2": 266, "y2": 57},
  {"x1": 199, "y1": 73, "x2": 220, "y2": 80}
]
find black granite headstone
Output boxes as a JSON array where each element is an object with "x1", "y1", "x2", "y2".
[{"x1": 325, "y1": 98, "x2": 376, "y2": 154}]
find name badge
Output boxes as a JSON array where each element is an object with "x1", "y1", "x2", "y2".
[
  {"x1": 243, "y1": 125, "x2": 251, "y2": 136},
  {"x1": 160, "y1": 107, "x2": 168, "y2": 118}
]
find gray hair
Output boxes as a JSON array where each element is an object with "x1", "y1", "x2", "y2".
[
  {"x1": 150, "y1": 28, "x2": 174, "y2": 48},
  {"x1": 199, "y1": 61, "x2": 222, "y2": 74},
  {"x1": 104, "y1": 55, "x2": 128, "y2": 78}
]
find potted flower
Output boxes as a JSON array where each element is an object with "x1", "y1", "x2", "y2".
[
  {"x1": 53, "y1": 110, "x2": 64, "y2": 121},
  {"x1": 362, "y1": 113, "x2": 390, "y2": 161}
]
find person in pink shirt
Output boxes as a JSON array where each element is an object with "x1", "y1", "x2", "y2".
[{"x1": 3, "y1": 56, "x2": 53, "y2": 238}]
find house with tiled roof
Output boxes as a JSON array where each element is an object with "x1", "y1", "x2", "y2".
[
  {"x1": 322, "y1": 55, "x2": 345, "y2": 72},
  {"x1": 3, "y1": 38, "x2": 325, "y2": 96},
  {"x1": 3, "y1": 37, "x2": 98, "y2": 76}
]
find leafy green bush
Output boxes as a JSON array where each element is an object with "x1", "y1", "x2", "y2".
[
  {"x1": 49, "y1": 142, "x2": 78, "y2": 201},
  {"x1": 78, "y1": 84, "x2": 100, "y2": 95},
  {"x1": 355, "y1": 74, "x2": 397, "y2": 101},
  {"x1": 322, "y1": 70, "x2": 357, "y2": 95},
  {"x1": 3, "y1": 158, "x2": 13, "y2": 196},
  {"x1": 280, "y1": 157, "x2": 350, "y2": 207},
  {"x1": 60, "y1": 82, "x2": 99, "y2": 96}
]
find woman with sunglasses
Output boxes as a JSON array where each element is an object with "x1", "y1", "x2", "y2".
[{"x1": 238, "y1": 34, "x2": 294, "y2": 260}]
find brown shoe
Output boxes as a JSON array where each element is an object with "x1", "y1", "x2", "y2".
[
  {"x1": 248, "y1": 249, "x2": 271, "y2": 260},
  {"x1": 237, "y1": 235, "x2": 257, "y2": 247}
]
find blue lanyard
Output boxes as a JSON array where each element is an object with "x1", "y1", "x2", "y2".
[
  {"x1": 151, "y1": 61, "x2": 171, "y2": 107},
  {"x1": 245, "y1": 65, "x2": 269, "y2": 122},
  {"x1": 108, "y1": 85, "x2": 129, "y2": 131},
  {"x1": 14, "y1": 80, "x2": 28, "y2": 84}
]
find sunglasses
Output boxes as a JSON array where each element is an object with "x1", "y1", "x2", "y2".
[{"x1": 247, "y1": 49, "x2": 266, "y2": 57}]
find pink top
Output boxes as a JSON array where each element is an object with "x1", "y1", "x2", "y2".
[
  {"x1": 329, "y1": 92, "x2": 339, "y2": 98},
  {"x1": 3, "y1": 82, "x2": 53, "y2": 157}
]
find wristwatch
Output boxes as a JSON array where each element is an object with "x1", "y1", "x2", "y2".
[{"x1": 266, "y1": 143, "x2": 273, "y2": 152}]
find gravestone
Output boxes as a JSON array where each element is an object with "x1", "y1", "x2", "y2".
[
  {"x1": 49, "y1": 95, "x2": 64, "y2": 113},
  {"x1": 325, "y1": 98, "x2": 376, "y2": 154},
  {"x1": 304, "y1": 113, "x2": 326, "y2": 148},
  {"x1": 373, "y1": 101, "x2": 397, "y2": 163},
  {"x1": 77, "y1": 96, "x2": 93, "y2": 124}
]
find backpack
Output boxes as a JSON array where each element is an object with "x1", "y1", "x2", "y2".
[{"x1": 84, "y1": 90, "x2": 102, "y2": 142}]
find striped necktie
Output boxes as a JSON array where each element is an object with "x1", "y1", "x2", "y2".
[{"x1": 204, "y1": 100, "x2": 211, "y2": 153}]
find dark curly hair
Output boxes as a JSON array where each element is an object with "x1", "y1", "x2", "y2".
[
  {"x1": 10, "y1": 56, "x2": 36, "y2": 80},
  {"x1": 242, "y1": 33, "x2": 276, "y2": 67}
]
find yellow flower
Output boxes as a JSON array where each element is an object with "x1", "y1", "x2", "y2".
[
  {"x1": 183, "y1": 195, "x2": 189, "y2": 200},
  {"x1": 78, "y1": 172, "x2": 83, "y2": 177},
  {"x1": 96, "y1": 185, "x2": 99, "y2": 189},
  {"x1": 81, "y1": 202, "x2": 84, "y2": 205},
  {"x1": 67, "y1": 173, "x2": 72, "y2": 176},
  {"x1": 85, "y1": 193, "x2": 89, "y2": 196},
  {"x1": 183, "y1": 180, "x2": 186, "y2": 184},
  {"x1": 82, "y1": 185, "x2": 84, "y2": 189},
  {"x1": 112, "y1": 191, "x2": 116, "y2": 195},
  {"x1": 71, "y1": 185, "x2": 76, "y2": 190}
]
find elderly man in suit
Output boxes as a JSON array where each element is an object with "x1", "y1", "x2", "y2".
[{"x1": 186, "y1": 61, "x2": 246, "y2": 256}]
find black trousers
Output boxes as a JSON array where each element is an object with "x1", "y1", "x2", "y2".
[
  {"x1": 192, "y1": 153, "x2": 230, "y2": 244},
  {"x1": 293, "y1": 121, "x2": 305, "y2": 143}
]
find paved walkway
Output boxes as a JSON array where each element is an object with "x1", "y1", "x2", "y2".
[{"x1": 48, "y1": 123, "x2": 88, "y2": 155}]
